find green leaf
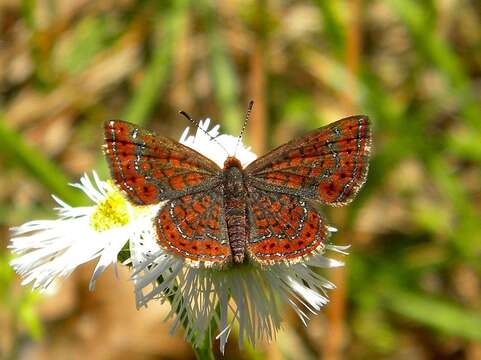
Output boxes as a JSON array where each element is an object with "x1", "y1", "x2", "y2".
[
  {"x1": 447, "y1": 130, "x2": 481, "y2": 164},
  {"x1": 0, "y1": 253, "x2": 15, "y2": 301},
  {"x1": 19, "y1": 292, "x2": 43, "y2": 340}
]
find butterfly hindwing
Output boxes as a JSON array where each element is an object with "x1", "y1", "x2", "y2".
[
  {"x1": 246, "y1": 188, "x2": 328, "y2": 265},
  {"x1": 245, "y1": 116, "x2": 371, "y2": 206},
  {"x1": 156, "y1": 188, "x2": 231, "y2": 267},
  {"x1": 104, "y1": 120, "x2": 221, "y2": 204}
]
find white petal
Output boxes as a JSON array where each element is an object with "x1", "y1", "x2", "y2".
[
  {"x1": 9, "y1": 172, "x2": 157, "y2": 292},
  {"x1": 179, "y1": 118, "x2": 257, "y2": 167}
]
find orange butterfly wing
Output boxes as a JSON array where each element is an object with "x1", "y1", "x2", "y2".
[
  {"x1": 245, "y1": 116, "x2": 371, "y2": 264},
  {"x1": 104, "y1": 120, "x2": 221, "y2": 205},
  {"x1": 104, "y1": 120, "x2": 230, "y2": 267},
  {"x1": 245, "y1": 115, "x2": 371, "y2": 206},
  {"x1": 156, "y1": 189, "x2": 231, "y2": 267},
  {"x1": 246, "y1": 189, "x2": 329, "y2": 265}
]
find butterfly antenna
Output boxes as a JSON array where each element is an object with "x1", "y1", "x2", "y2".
[
  {"x1": 179, "y1": 111, "x2": 230, "y2": 156},
  {"x1": 234, "y1": 100, "x2": 254, "y2": 157}
]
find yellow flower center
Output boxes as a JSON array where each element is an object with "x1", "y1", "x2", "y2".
[{"x1": 90, "y1": 187, "x2": 130, "y2": 232}]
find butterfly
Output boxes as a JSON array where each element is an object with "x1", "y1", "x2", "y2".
[{"x1": 103, "y1": 115, "x2": 371, "y2": 267}]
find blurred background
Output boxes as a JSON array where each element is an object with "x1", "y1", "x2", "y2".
[{"x1": 1, "y1": 0, "x2": 481, "y2": 359}]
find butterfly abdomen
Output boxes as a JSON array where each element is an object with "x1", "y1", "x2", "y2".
[{"x1": 223, "y1": 157, "x2": 248, "y2": 264}]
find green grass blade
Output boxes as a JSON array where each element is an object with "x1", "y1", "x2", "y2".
[
  {"x1": 386, "y1": 0, "x2": 481, "y2": 131},
  {"x1": 424, "y1": 156, "x2": 481, "y2": 258},
  {"x1": 313, "y1": 0, "x2": 346, "y2": 58},
  {"x1": 122, "y1": 0, "x2": 189, "y2": 126},
  {"x1": 56, "y1": 16, "x2": 119, "y2": 75},
  {"x1": 0, "y1": 118, "x2": 84, "y2": 206},
  {"x1": 202, "y1": 2, "x2": 241, "y2": 134},
  {"x1": 383, "y1": 286, "x2": 481, "y2": 341},
  {"x1": 21, "y1": 0, "x2": 36, "y2": 30},
  {"x1": 95, "y1": 1, "x2": 189, "y2": 177}
]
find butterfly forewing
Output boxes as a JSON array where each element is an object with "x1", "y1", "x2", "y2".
[
  {"x1": 244, "y1": 115, "x2": 370, "y2": 264},
  {"x1": 245, "y1": 115, "x2": 371, "y2": 206},
  {"x1": 104, "y1": 120, "x2": 221, "y2": 205},
  {"x1": 156, "y1": 189, "x2": 231, "y2": 266},
  {"x1": 246, "y1": 189, "x2": 328, "y2": 265}
]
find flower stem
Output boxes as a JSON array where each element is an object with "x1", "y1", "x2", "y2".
[
  {"x1": 192, "y1": 335, "x2": 216, "y2": 360},
  {"x1": 189, "y1": 303, "x2": 219, "y2": 359},
  {"x1": 162, "y1": 281, "x2": 217, "y2": 359}
]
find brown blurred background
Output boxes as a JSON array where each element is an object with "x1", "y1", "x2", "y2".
[{"x1": 1, "y1": 0, "x2": 481, "y2": 359}]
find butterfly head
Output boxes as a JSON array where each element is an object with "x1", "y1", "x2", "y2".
[{"x1": 224, "y1": 156, "x2": 243, "y2": 170}]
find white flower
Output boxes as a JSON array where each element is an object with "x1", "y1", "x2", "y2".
[
  {"x1": 9, "y1": 172, "x2": 159, "y2": 291},
  {"x1": 130, "y1": 119, "x2": 346, "y2": 352},
  {"x1": 179, "y1": 118, "x2": 257, "y2": 167},
  {"x1": 132, "y1": 239, "x2": 345, "y2": 352},
  {"x1": 10, "y1": 118, "x2": 347, "y2": 352}
]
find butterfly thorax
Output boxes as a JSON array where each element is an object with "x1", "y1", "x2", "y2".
[{"x1": 223, "y1": 156, "x2": 248, "y2": 264}]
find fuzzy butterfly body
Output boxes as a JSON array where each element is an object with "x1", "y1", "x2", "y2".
[{"x1": 104, "y1": 115, "x2": 371, "y2": 267}]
